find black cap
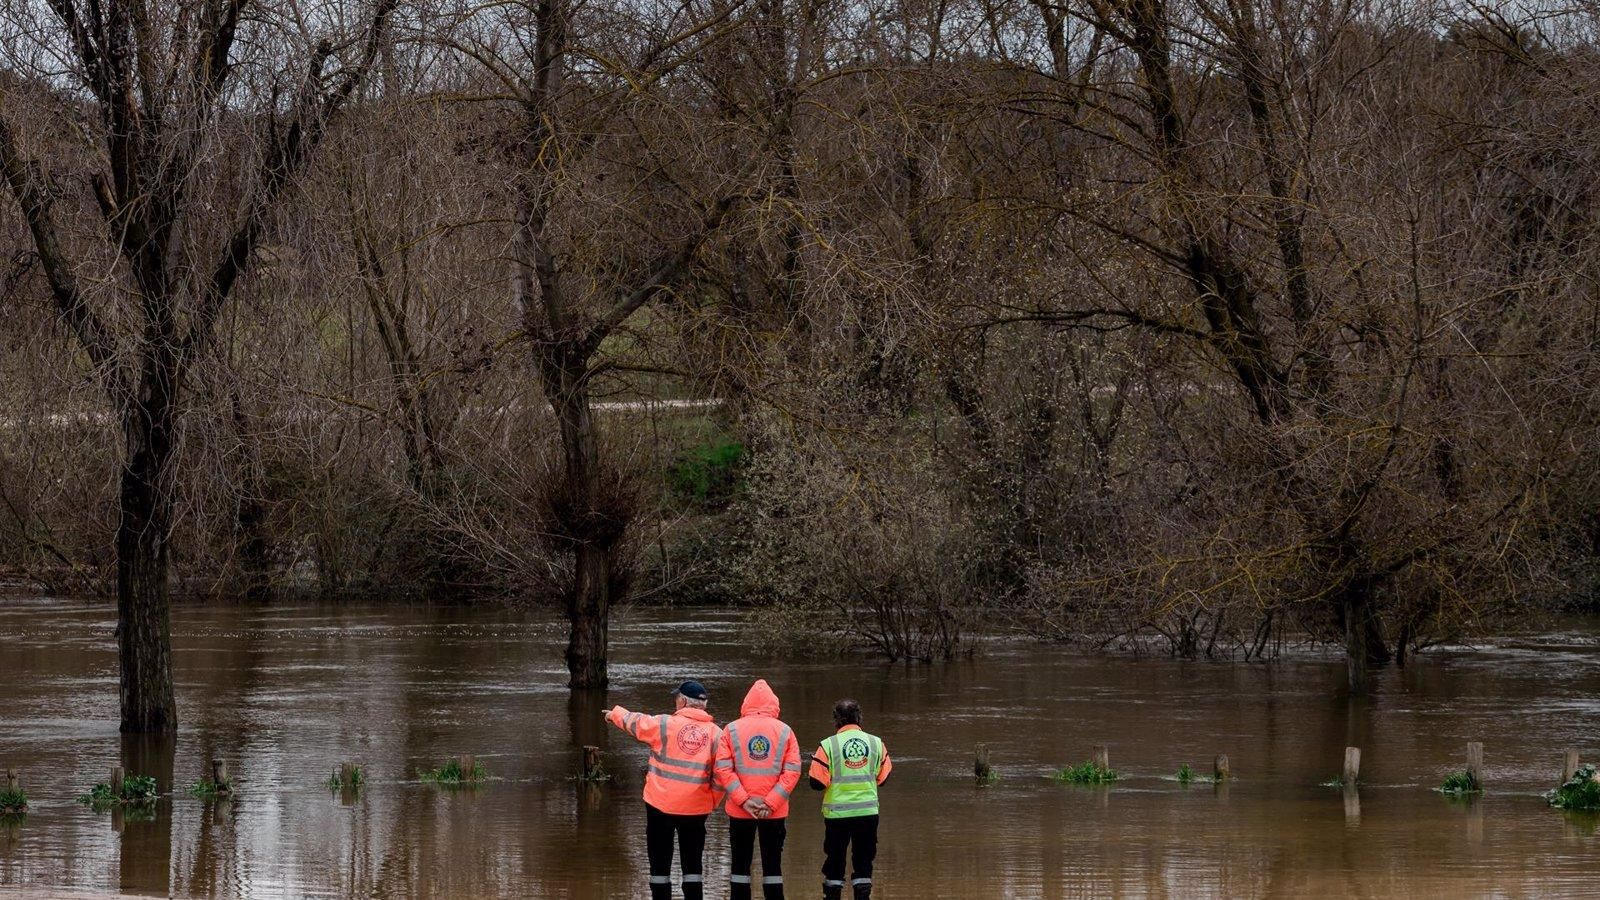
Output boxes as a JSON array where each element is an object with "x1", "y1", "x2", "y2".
[{"x1": 673, "y1": 680, "x2": 709, "y2": 701}]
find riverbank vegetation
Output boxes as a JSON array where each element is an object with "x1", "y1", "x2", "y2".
[{"x1": 6, "y1": 0, "x2": 1600, "y2": 727}]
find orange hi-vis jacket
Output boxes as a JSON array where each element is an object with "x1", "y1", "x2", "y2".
[
  {"x1": 608, "y1": 704, "x2": 723, "y2": 815},
  {"x1": 808, "y1": 724, "x2": 893, "y2": 791},
  {"x1": 713, "y1": 679, "x2": 803, "y2": 819}
]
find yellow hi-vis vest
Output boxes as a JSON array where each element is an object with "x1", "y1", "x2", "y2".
[{"x1": 822, "y1": 730, "x2": 884, "y2": 819}]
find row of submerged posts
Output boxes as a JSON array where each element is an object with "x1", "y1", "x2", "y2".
[
  {"x1": 3, "y1": 743, "x2": 1595, "y2": 820},
  {"x1": 0, "y1": 753, "x2": 496, "y2": 820},
  {"x1": 970, "y1": 741, "x2": 1600, "y2": 809}
]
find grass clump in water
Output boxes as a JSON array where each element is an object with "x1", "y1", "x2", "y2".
[
  {"x1": 1438, "y1": 771, "x2": 1482, "y2": 795},
  {"x1": 1053, "y1": 761, "x2": 1118, "y2": 784},
  {"x1": 328, "y1": 766, "x2": 364, "y2": 791},
  {"x1": 0, "y1": 788, "x2": 26, "y2": 814},
  {"x1": 1177, "y1": 763, "x2": 1207, "y2": 786},
  {"x1": 78, "y1": 775, "x2": 158, "y2": 810},
  {"x1": 187, "y1": 779, "x2": 231, "y2": 799},
  {"x1": 1545, "y1": 765, "x2": 1600, "y2": 810},
  {"x1": 421, "y1": 759, "x2": 486, "y2": 785}
]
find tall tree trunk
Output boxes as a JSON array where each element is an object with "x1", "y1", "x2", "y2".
[
  {"x1": 117, "y1": 372, "x2": 178, "y2": 732},
  {"x1": 550, "y1": 362, "x2": 613, "y2": 689},
  {"x1": 1338, "y1": 573, "x2": 1391, "y2": 693}
]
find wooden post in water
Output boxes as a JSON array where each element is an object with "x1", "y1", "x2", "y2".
[
  {"x1": 1214, "y1": 754, "x2": 1230, "y2": 782},
  {"x1": 111, "y1": 766, "x2": 125, "y2": 797},
  {"x1": 974, "y1": 745, "x2": 993, "y2": 781},
  {"x1": 211, "y1": 760, "x2": 231, "y2": 795},
  {"x1": 1465, "y1": 742, "x2": 1484, "y2": 788},
  {"x1": 582, "y1": 745, "x2": 604, "y2": 780},
  {"x1": 1342, "y1": 747, "x2": 1360, "y2": 786},
  {"x1": 459, "y1": 755, "x2": 476, "y2": 782},
  {"x1": 3, "y1": 770, "x2": 17, "y2": 795},
  {"x1": 339, "y1": 762, "x2": 358, "y2": 788},
  {"x1": 1562, "y1": 750, "x2": 1580, "y2": 784},
  {"x1": 1092, "y1": 745, "x2": 1110, "y2": 772}
]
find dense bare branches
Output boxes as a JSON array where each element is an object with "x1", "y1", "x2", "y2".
[{"x1": 4, "y1": 0, "x2": 1600, "y2": 702}]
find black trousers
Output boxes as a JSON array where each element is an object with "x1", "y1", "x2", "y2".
[
  {"x1": 821, "y1": 815, "x2": 879, "y2": 887},
  {"x1": 729, "y1": 816, "x2": 787, "y2": 898},
  {"x1": 646, "y1": 804, "x2": 707, "y2": 899}
]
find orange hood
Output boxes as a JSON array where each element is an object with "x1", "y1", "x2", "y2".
[{"x1": 740, "y1": 679, "x2": 780, "y2": 718}]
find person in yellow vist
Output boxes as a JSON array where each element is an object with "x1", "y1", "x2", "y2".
[{"x1": 808, "y1": 699, "x2": 892, "y2": 900}]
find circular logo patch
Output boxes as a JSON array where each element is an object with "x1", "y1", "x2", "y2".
[
  {"x1": 842, "y1": 737, "x2": 871, "y2": 770},
  {"x1": 747, "y1": 735, "x2": 772, "y2": 762},
  {"x1": 677, "y1": 723, "x2": 711, "y2": 755}
]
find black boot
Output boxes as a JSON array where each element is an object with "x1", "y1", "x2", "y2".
[
  {"x1": 730, "y1": 876, "x2": 753, "y2": 900},
  {"x1": 823, "y1": 882, "x2": 844, "y2": 900},
  {"x1": 763, "y1": 877, "x2": 786, "y2": 900},
  {"x1": 649, "y1": 878, "x2": 671, "y2": 900},
  {"x1": 683, "y1": 875, "x2": 704, "y2": 900},
  {"x1": 852, "y1": 879, "x2": 872, "y2": 900}
]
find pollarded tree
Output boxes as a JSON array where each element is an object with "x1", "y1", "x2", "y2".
[
  {"x1": 427, "y1": 0, "x2": 746, "y2": 687},
  {"x1": 0, "y1": 0, "x2": 397, "y2": 731}
]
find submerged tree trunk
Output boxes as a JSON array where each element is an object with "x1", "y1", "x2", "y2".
[
  {"x1": 543, "y1": 349, "x2": 618, "y2": 690},
  {"x1": 536, "y1": 345, "x2": 620, "y2": 690},
  {"x1": 1339, "y1": 574, "x2": 1391, "y2": 693},
  {"x1": 116, "y1": 372, "x2": 179, "y2": 732}
]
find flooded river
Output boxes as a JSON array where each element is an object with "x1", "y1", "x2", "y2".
[{"x1": 0, "y1": 597, "x2": 1597, "y2": 898}]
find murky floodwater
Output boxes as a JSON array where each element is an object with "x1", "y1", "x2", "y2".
[{"x1": 0, "y1": 597, "x2": 1597, "y2": 898}]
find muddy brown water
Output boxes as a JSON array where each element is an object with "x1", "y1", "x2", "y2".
[{"x1": 0, "y1": 598, "x2": 1597, "y2": 898}]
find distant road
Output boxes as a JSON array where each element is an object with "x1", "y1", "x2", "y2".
[{"x1": 0, "y1": 398, "x2": 725, "y2": 431}]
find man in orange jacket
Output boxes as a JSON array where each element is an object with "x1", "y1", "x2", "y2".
[
  {"x1": 607, "y1": 680, "x2": 723, "y2": 900},
  {"x1": 713, "y1": 679, "x2": 803, "y2": 900}
]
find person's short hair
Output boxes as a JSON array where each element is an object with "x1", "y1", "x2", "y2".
[
  {"x1": 833, "y1": 699, "x2": 862, "y2": 728},
  {"x1": 684, "y1": 697, "x2": 708, "y2": 709}
]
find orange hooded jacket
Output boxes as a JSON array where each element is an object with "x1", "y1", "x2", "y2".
[
  {"x1": 608, "y1": 704, "x2": 723, "y2": 815},
  {"x1": 713, "y1": 679, "x2": 803, "y2": 819}
]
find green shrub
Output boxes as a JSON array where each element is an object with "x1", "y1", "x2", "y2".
[
  {"x1": 1053, "y1": 761, "x2": 1118, "y2": 784},
  {"x1": 1546, "y1": 765, "x2": 1600, "y2": 810},
  {"x1": 79, "y1": 775, "x2": 158, "y2": 809},
  {"x1": 1177, "y1": 763, "x2": 1196, "y2": 785},
  {"x1": 421, "y1": 759, "x2": 486, "y2": 785},
  {"x1": 667, "y1": 442, "x2": 746, "y2": 508}
]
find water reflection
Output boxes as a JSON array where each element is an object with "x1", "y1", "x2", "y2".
[{"x1": 0, "y1": 601, "x2": 1597, "y2": 898}]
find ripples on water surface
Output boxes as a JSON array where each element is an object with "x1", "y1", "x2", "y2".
[{"x1": 0, "y1": 598, "x2": 1598, "y2": 898}]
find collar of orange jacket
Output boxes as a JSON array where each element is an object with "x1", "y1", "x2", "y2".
[
  {"x1": 740, "y1": 679, "x2": 781, "y2": 718},
  {"x1": 834, "y1": 724, "x2": 862, "y2": 734},
  {"x1": 674, "y1": 706, "x2": 715, "y2": 722}
]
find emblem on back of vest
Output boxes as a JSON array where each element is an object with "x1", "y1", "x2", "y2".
[
  {"x1": 677, "y1": 723, "x2": 711, "y2": 754},
  {"x1": 747, "y1": 734, "x2": 772, "y2": 761},
  {"x1": 841, "y1": 737, "x2": 871, "y2": 769}
]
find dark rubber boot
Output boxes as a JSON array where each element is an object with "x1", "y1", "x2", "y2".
[
  {"x1": 650, "y1": 880, "x2": 671, "y2": 900},
  {"x1": 852, "y1": 881, "x2": 872, "y2": 900},
  {"x1": 683, "y1": 877, "x2": 704, "y2": 900},
  {"x1": 823, "y1": 884, "x2": 844, "y2": 900},
  {"x1": 763, "y1": 879, "x2": 786, "y2": 900},
  {"x1": 731, "y1": 878, "x2": 753, "y2": 900}
]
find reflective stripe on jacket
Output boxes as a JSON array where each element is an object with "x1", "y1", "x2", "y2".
[
  {"x1": 809, "y1": 725, "x2": 890, "y2": 819},
  {"x1": 713, "y1": 679, "x2": 803, "y2": 818},
  {"x1": 608, "y1": 704, "x2": 723, "y2": 815}
]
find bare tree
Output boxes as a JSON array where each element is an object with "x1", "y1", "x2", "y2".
[{"x1": 0, "y1": 0, "x2": 397, "y2": 730}]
